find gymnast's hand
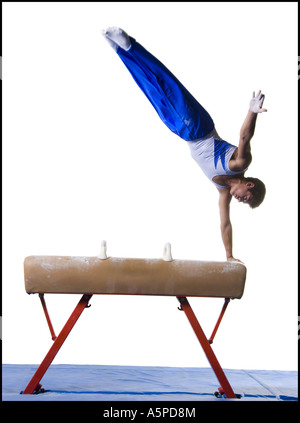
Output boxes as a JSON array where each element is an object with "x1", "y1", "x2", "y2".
[
  {"x1": 227, "y1": 256, "x2": 244, "y2": 264},
  {"x1": 249, "y1": 90, "x2": 267, "y2": 113}
]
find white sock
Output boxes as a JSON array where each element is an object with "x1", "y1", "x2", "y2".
[
  {"x1": 103, "y1": 27, "x2": 131, "y2": 51},
  {"x1": 101, "y1": 29, "x2": 119, "y2": 51}
]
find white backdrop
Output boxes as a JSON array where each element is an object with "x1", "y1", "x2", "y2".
[{"x1": 2, "y1": 2, "x2": 298, "y2": 371}]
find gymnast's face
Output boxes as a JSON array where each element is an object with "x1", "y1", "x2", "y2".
[{"x1": 230, "y1": 182, "x2": 254, "y2": 204}]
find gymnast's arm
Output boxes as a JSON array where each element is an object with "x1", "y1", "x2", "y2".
[
  {"x1": 218, "y1": 188, "x2": 242, "y2": 263},
  {"x1": 230, "y1": 90, "x2": 267, "y2": 171}
]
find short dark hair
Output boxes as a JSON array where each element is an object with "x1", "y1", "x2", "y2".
[{"x1": 245, "y1": 177, "x2": 266, "y2": 208}]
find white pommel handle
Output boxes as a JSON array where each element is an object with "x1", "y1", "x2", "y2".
[
  {"x1": 163, "y1": 242, "x2": 173, "y2": 262},
  {"x1": 98, "y1": 240, "x2": 108, "y2": 260}
]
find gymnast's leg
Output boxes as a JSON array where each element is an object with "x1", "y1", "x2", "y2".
[{"x1": 102, "y1": 27, "x2": 214, "y2": 141}]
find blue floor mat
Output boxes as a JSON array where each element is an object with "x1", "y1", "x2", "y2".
[{"x1": 2, "y1": 364, "x2": 298, "y2": 402}]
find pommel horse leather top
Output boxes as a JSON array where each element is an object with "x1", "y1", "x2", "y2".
[
  {"x1": 24, "y1": 255, "x2": 246, "y2": 299},
  {"x1": 22, "y1": 243, "x2": 247, "y2": 398}
]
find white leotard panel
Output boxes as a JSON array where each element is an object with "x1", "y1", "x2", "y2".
[{"x1": 187, "y1": 128, "x2": 245, "y2": 189}]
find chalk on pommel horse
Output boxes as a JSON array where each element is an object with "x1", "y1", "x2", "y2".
[{"x1": 21, "y1": 242, "x2": 247, "y2": 398}]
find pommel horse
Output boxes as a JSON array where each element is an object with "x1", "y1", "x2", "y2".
[{"x1": 22, "y1": 242, "x2": 246, "y2": 398}]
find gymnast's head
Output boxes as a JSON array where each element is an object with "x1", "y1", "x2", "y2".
[{"x1": 230, "y1": 177, "x2": 266, "y2": 208}]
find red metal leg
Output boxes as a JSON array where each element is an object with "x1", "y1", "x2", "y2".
[
  {"x1": 22, "y1": 294, "x2": 92, "y2": 394},
  {"x1": 177, "y1": 296, "x2": 236, "y2": 399},
  {"x1": 208, "y1": 298, "x2": 230, "y2": 344},
  {"x1": 39, "y1": 294, "x2": 57, "y2": 341}
]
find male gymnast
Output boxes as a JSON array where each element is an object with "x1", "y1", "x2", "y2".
[{"x1": 102, "y1": 27, "x2": 267, "y2": 263}]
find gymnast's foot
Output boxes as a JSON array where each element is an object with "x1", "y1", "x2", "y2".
[{"x1": 102, "y1": 26, "x2": 131, "y2": 51}]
